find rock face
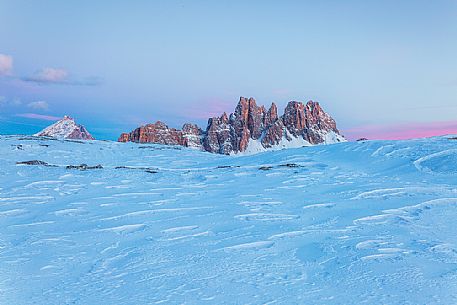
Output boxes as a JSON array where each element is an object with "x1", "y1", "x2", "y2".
[
  {"x1": 118, "y1": 121, "x2": 203, "y2": 148},
  {"x1": 261, "y1": 119, "x2": 286, "y2": 148},
  {"x1": 119, "y1": 97, "x2": 345, "y2": 154},
  {"x1": 118, "y1": 133, "x2": 130, "y2": 142},
  {"x1": 182, "y1": 123, "x2": 204, "y2": 148},
  {"x1": 120, "y1": 121, "x2": 183, "y2": 145},
  {"x1": 202, "y1": 112, "x2": 233, "y2": 154},
  {"x1": 282, "y1": 100, "x2": 342, "y2": 145},
  {"x1": 35, "y1": 116, "x2": 94, "y2": 140}
]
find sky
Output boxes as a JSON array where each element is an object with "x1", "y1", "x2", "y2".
[{"x1": 0, "y1": 0, "x2": 456, "y2": 141}]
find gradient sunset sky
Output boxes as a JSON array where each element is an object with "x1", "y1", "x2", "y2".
[{"x1": 0, "y1": 0, "x2": 456, "y2": 140}]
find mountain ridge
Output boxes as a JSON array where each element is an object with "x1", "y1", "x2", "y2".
[{"x1": 118, "y1": 97, "x2": 345, "y2": 154}]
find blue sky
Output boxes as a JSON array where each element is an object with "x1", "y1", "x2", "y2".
[{"x1": 0, "y1": 0, "x2": 456, "y2": 140}]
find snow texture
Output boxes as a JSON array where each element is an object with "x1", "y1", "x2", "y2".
[{"x1": 1, "y1": 134, "x2": 457, "y2": 304}]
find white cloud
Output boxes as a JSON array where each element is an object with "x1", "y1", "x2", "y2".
[
  {"x1": 27, "y1": 101, "x2": 49, "y2": 111},
  {"x1": 22, "y1": 67, "x2": 101, "y2": 86},
  {"x1": 26, "y1": 68, "x2": 68, "y2": 84},
  {"x1": 0, "y1": 54, "x2": 13, "y2": 76}
]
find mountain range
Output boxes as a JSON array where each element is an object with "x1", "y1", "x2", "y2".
[
  {"x1": 34, "y1": 97, "x2": 345, "y2": 154},
  {"x1": 118, "y1": 97, "x2": 345, "y2": 154}
]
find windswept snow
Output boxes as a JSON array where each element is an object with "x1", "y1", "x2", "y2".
[
  {"x1": 414, "y1": 149, "x2": 457, "y2": 174},
  {"x1": 1, "y1": 134, "x2": 457, "y2": 304}
]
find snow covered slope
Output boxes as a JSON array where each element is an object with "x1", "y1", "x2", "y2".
[
  {"x1": 34, "y1": 116, "x2": 94, "y2": 140},
  {"x1": 1, "y1": 135, "x2": 457, "y2": 304}
]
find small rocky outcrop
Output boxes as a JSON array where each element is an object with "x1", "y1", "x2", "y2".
[
  {"x1": 16, "y1": 160, "x2": 52, "y2": 166},
  {"x1": 66, "y1": 164, "x2": 103, "y2": 170},
  {"x1": 118, "y1": 96, "x2": 346, "y2": 154}
]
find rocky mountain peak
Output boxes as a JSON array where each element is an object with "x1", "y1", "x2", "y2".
[
  {"x1": 34, "y1": 116, "x2": 94, "y2": 140},
  {"x1": 151, "y1": 121, "x2": 168, "y2": 129}
]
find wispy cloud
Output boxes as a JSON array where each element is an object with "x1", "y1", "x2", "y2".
[
  {"x1": 27, "y1": 101, "x2": 49, "y2": 111},
  {"x1": 0, "y1": 55, "x2": 101, "y2": 86},
  {"x1": 28, "y1": 68, "x2": 68, "y2": 83},
  {"x1": 22, "y1": 67, "x2": 101, "y2": 86},
  {"x1": 0, "y1": 54, "x2": 13, "y2": 76},
  {"x1": 16, "y1": 113, "x2": 61, "y2": 121},
  {"x1": 0, "y1": 96, "x2": 22, "y2": 108}
]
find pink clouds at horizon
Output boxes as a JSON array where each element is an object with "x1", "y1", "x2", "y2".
[
  {"x1": 0, "y1": 54, "x2": 13, "y2": 76},
  {"x1": 16, "y1": 113, "x2": 61, "y2": 121},
  {"x1": 343, "y1": 121, "x2": 457, "y2": 141},
  {"x1": 182, "y1": 98, "x2": 234, "y2": 120}
]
